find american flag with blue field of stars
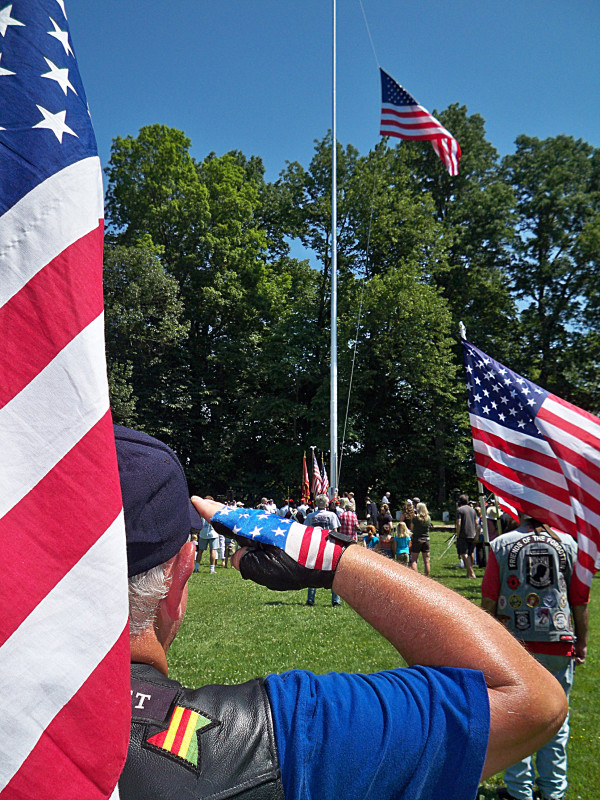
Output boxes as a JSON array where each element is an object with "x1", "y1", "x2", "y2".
[
  {"x1": 379, "y1": 67, "x2": 461, "y2": 176},
  {"x1": 462, "y1": 338, "x2": 600, "y2": 601},
  {"x1": 212, "y1": 506, "x2": 344, "y2": 572},
  {"x1": 0, "y1": 2, "x2": 129, "y2": 798}
]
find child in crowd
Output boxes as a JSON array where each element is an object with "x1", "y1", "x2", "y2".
[
  {"x1": 375, "y1": 523, "x2": 394, "y2": 559},
  {"x1": 362, "y1": 525, "x2": 379, "y2": 549},
  {"x1": 393, "y1": 521, "x2": 411, "y2": 565}
]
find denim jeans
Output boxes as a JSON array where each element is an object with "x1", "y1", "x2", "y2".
[
  {"x1": 306, "y1": 587, "x2": 341, "y2": 606},
  {"x1": 504, "y1": 653, "x2": 574, "y2": 800}
]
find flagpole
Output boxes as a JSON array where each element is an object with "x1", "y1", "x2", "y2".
[{"x1": 330, "y1": 0, "x2": 339, "y2": 496}]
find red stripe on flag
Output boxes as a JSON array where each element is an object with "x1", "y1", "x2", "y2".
[
  {"x1": 313, "y1": 532, "x2": 328, "y2": 571},
  {"x1": 473, "y1": 450, "x2": 572, "y2": 508},
  {"x1": 476, "y1": 474, "x2": 575, "y2": 535},
  {"x1": 0, "y1": 412, "x2": 122, "y2": 642},
  {"x1": 546, "y1": 393, "x2": 600, "y2": 429},
  {"x1": 4, "y1": 627, "x2": 130, "y2": 800},
  {"x1": 297, "y1": 527, "x2": 314, "y2": 567},
  {"x1": 172, "y1": 707, "x2": 192, "y2": 755},
  {"x1": 0, "y1": 223, "x2": 104, "y2": 407},
  {"x1": 538, "y1": 402, "x2": 600, "y2": 456},
  {"x1": 471, "y1": 425, "x2": 562, "y2": 475}
]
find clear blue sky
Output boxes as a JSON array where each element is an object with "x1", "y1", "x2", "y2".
[{"x1": 68, "y1": 0, "x2": 600, "y2": 183}]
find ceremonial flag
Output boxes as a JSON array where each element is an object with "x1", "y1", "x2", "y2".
[
  {"x1": 311, "y1": 451, "x2": 322, "y2": 498},
  {"x1": 462, "y1": 338, "x2": 600, "y2": 600},
  {"x1": 0, "y1": 3, "x2": 130, "y2": 798},
  {"x1": 496, "y1": 494, "x2": 519, "y2": 522},
  {"x1": 301, "y1": 453, "x2": 310, "y2": 504},
  {"x1": 380, "y1": 68, "x2": 461, "y2": 176},
  {"x1": 321, "y1": 459, "x2": 330, "y2": 496}
]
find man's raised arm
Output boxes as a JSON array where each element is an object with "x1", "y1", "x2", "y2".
[{"x1": 192, "y1": 496, "x2": 567, "y2": 781}]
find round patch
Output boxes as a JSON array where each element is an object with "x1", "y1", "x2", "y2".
[
  {"x1": 526, "y1": 593, "x2": 540, "y2": 608},
  {"x1": 553, "y1": 611, "x2": 568, "y2": 630},
  {"x1": 542, "y1": 592, "x2": 557, "y2": 608},
  {"x1": 558, "y1": 574, "x2": 567, "y2": 592},
  {"x1": 509, "y1": 594, "x2": 522, "y2": 609},
  {"x1": 559, "y1": 594, "x2": 568, "y2": 609},
  {"x1": 498, "y1": 595, "x2": 507, "y2": 611},
  {"x1": 507, "y1": 575, "x2": 520, "y2": 590}
]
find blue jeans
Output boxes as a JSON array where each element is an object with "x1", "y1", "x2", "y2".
[
  {"x1": 504, "y1": 653, "x2": 574, "y2": 800},
  {"x1": 306, "y1": 587, "x2": 341, "y2": 606}
]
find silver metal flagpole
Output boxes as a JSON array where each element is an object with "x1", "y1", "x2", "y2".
[{"x1": 330, "y1": 0, "x2": 338, "y2": 495}]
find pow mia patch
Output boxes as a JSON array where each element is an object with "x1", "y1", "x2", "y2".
[
  {"x1": 514, "y1": 610, "x2": 531, "y2": 631},
  {"x1": 509, "y1": 594, "x2": 522, "y2": 609},
  {"x1": 526, "y1": 550, "x2": 554, "y2": 588},
  {"x1": 526, "y1": 593, "x2": 540, "y2": 608},
  {"x1": 534, "y1": 607, "x2": 550, "y2": 629}
]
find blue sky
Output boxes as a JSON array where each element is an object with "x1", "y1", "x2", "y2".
[{"x1": 68, "y1": 0, "x2": 600, "y2": 183}]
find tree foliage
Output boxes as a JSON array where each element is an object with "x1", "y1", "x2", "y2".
[{"x1": 103, "y1": 120, "x2": 600, "y2": 508}]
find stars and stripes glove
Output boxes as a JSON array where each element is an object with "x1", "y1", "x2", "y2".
[{"x1": 210, "y1": 506, "x2": 355, "y2": 591}]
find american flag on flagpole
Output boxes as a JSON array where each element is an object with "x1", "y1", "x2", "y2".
[
  {"x1": 321, "y1": 458, "x2": 329, "y2": 496},
  {"x1": 311, "y1": 450, "x2": 322, "y2": 498},
  {"x1": 0, "y1": 2, "x2": 130, "y2": 798},
  {"x1": 379, "y1": 68, "x2": 461, "y2": 176},
  {"x1": 462, "y1": 338, "x2": 600, "y2": 600}
]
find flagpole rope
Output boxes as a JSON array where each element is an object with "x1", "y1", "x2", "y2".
[
  {"x1": 338, "y1": 144, "x2": 383, "y2": 482},
  {"x1": 358, "y1": 0, "x2": 380, "y2": 68}
]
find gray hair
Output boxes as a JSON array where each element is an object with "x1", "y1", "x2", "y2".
[
  {"x1": 128, "y1": 563, "x2": 172, "y2": 636},
  {"x1": 316, "y1": 493, "x2": 328, "y2": 509}
]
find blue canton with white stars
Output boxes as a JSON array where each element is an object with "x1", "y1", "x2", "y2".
[
  {"x1": 212, "y1": 506, "x2": 299, "y2": 547},
  {"x1": 462, "y1": 341, "x2": 549, "y2": 440},
  {"x1": 380, "y1": 69, "x2": 419, "y2": 107},
  {"x1": 0, "y1": 0, "x2": 97, "y2": 214}
]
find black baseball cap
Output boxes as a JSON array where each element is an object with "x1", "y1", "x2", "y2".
[{"x1": 114, "y1": 425, "x2": 201, "y2": 577}]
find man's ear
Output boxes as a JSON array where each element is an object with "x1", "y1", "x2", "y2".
[{"x1": 164, "y1": 541, "x2": 195, "y2": 619}]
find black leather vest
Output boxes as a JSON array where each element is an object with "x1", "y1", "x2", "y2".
[{"x1": 120, "y1": 663, "x2": 284, "y2": 800}]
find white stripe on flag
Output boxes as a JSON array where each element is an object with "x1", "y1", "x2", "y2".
[
  {"x1": 472, "y1": 437, "x2": 567, "y2": 490},
  {"x1": 321, "y1": 538, "x2": 336, "y2": 571},
  {"x1": 304, "y1": 529, "x2": 322, "y2": 569},
  {"x1": 0, "y1": 157, "x2": 104, "y2": 307},
  {"x1": 543, "y1": 397, "x2": 600, "y2": 441},
  {"x1": 0, "y1": 511, "x2": 127, "y2": 790},
  {"x1": 475, "y1": 466, "x2": 575, "y2": 524},
  {"x1": 470, "y1": 413, "x2": 556, "y2": 457},
  {"x1": 284, "y1": 522, "x2": 305, "y2": 562},
  {"x1": 0, "y1": 314, "x2": 109, "y2": 518}
]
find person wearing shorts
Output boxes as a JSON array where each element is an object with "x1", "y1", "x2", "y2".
[
  {"x1": 456, "y1": 495, "x2": 478, "y2": 578},
  {"x1": 410, "y1": 503, "x2": 433, "y2": 577},
  {"x1": 197, "y1": 495, "x2": 220, "y2": 573}
]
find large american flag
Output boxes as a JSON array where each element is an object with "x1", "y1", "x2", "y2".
[
  {"x1": 0, "y1": 2, "x2": 129, "y2": 798},
  {"x1": 380, "y1": 68, "x2": 461, "y2": 176},
  {"x1": 463, "y1": 338, "x2": 600, "y2": 600}
]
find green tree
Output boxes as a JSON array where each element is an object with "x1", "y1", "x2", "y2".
[
  {"x1": 103, "y1": 241, "x2": 190, "y2": 437},
  {"x1": 503, "y1": 135, "x2": 600, "y2": 398}
]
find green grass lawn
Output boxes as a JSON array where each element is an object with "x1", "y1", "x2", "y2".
[{"x1": 170, "y1": 531, "x2": 599, "y2": 799}]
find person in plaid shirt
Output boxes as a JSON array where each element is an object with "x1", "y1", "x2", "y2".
[{"x1": 338, "y1": 497, "x2": 359, "y2": 541}]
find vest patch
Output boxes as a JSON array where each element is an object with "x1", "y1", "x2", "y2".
[
  {"x1": 147, "y1": 705, "x2": 215, "y2": 768},
  {"x1": 526, "y1": 551, "x2": 554, "y2": 588},
  {"x1": 526, "y1": 592, "x2": 540, "y2": 608},
  {"x1": 534, "y1": 607, "x2": 550, "y2": 629},
  {"x1": 514, "y1": 610, "x2": 531, "y2": 631}
]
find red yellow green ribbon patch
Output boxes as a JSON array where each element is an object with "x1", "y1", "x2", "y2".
[{"x1": 147, "y1": 705, "x2": 212, "y2": 766}]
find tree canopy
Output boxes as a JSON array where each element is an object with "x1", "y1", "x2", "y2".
[{"x1": 103, "y1": 120, "x2": 600, "y2": 511}]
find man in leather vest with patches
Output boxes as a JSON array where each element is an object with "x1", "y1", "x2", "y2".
[
  {"x1": 482, "y1": 515, "x2": 589, "y2": 800},
  {"x1": 114, "y1": 425, "x2": 571, "y2": 800}
]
